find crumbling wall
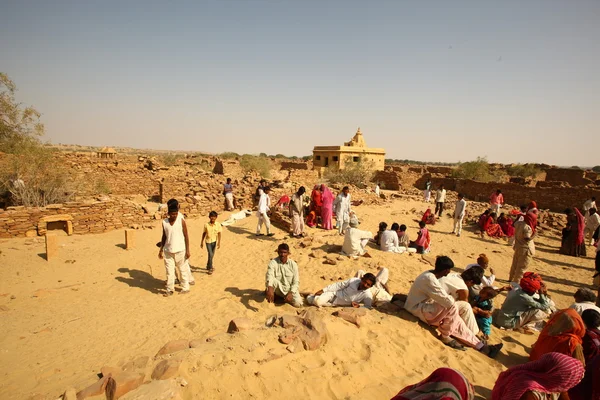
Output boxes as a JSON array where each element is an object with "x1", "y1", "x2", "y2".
[
  {"x1": 372, "y1": 170, "x2": 400, "y2": 190},
  {"x1": 544, "y1": 168, "x2": 593, "y2": 187},
  {"x1": 280, "y1": 162, "x2": 309, "y2": 170}
]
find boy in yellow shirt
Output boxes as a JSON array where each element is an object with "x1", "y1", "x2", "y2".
[{"x1": 201, "y1": 211, "x2": 222, "y2": 275}]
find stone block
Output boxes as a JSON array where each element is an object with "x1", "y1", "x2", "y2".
[
  {"x1": 151, "y1": 359, "x2": 182, "y2": 380},
  {"x1": 227, "y1": 317, "x2": 253, "y2": 333},
  {"x1": 45, "y1": 234, "x2": 58, "y2": 261},
  {"x1": 155, "y1": 339, "x2": 190, "y2": 357},
  {"x1": 120, "y1": 379, "x2": 183, "y2": 400},
  {"x1": 125, "y1": 229, "x2": 135, "y2": 249}
]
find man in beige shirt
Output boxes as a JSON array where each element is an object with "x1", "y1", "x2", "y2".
[{"x1": 508, "y1": 220, "x2": 535, "y2": 283}]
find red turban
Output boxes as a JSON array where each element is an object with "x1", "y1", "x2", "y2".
[{"x1": 520, "y1": 272, "x2": 542, "y2": 293}]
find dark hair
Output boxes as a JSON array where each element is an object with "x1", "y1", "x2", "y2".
[
  {"x1": 167, "y1": 198, "x2": 179, "y2": 212},
  {"x1": 298, "y1": 186, "x2": 306, "y2": 195},
  {"x1": 458, "y1": 193, "x2": 464, "y2": 198},
  {"x1": 593, "y1": 197, "x2": 597, "y2": 201},
  {"x1": 260, "y1": 179, "x2": 266, "y2": 184},
  {"x1": 575, "y1": 288, "x2": 597, "y2": 303},
  {"x1": 590, "y1": 208, "x2": 597, "y2": 215},
  {"x1": 399, "y1": 224, "x2": 407, "y2": 232},
  {"x1": 564, "y1": 208, "x2": 573, "y2": 215},
  {"x1": 227, "y1": 178, "x2": 231, "y2": 182},
  {"x1": 439, "y1": 185, "x2": 444, "y2": 189},
  {"x1": 378, "y1": 222, "x2": 388, "y2": 231},
  {"x1": 391, "y1": 222, "x2": 400, "y2": 231},
  {"x1": 490, "y1": 212, "x2": 497, "y2": 218},
  {"x1": 581, "y1": 309, "x2": 600, "y2": 330},
  {"x1": 264, "y1": 186, "x2": 271, "y2": 192},
  {"x1": 461, "y1": 266, "x2": 484, "y2": 285},
  {"x1": 479, "y1": 286, "x2": 499, "y2": 299},
  {"x1": 342, "y1": 186, "x2": 349, "y2": 191},
  {"x1": 496, "y1": 189, "x2": 502, "y2": 193},
  {"x1": 434, "y1": 256, "x2": 454, "y2": 272},
  {"x1": 520, "y1": 205, "x2": 528, "y2": 212},
  {"x1": 277, "y1": 243, "x2": 290, "y2": 252},
  {"x1": 209, "y1": 211, "x2": 218, "y2": 218},
  {"x1": 361, "y1": 272, "x2": 376, "y2": 285},
  {"x1": 419, "y1": 221, "x2": 426, "y2": 228},
  {"x1": 483, "y1": 209, "x2": 490, "y2": 215}
]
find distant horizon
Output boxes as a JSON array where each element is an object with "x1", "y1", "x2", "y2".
[{"x1": 2, "y1": 1, "x2": 598, "y2": 166}]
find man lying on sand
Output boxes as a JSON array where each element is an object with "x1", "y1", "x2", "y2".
[{"x1": 307, "y1": 272, "x2": 377, "y2": 309}]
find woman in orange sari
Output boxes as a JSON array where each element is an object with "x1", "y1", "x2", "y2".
[
  {"x1": 530, "y1": 308, "x2": 587, "y2": 365},
  {"x1": 481, "y1": 212, "x2": 505, "y2": 239},
  {"x1": 421, "y1": 208, "x2": 436, "y2": 225}
]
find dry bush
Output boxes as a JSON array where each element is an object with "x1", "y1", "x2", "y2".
[
  {"x1": 506, "y1": 164, "x2": 542, "y2": 179},
  {"x1": 240, "y1": 154, "x2": 271, "y2": 178},
  {"x1": 451, "y1": 157, "x2": 502, "y2": 182},
  {"x1": 161, "y1": 153, "x2": 182, "y2": 167},
  {"x1": 325, "y1": 157, "x2": 375, "y2": 188}
]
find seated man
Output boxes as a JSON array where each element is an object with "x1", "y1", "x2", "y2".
[
  {"x1": 396, "y1": 224, "x2": 416, "y2": 252},
  {"x1": 341, "y1": 218, "x2": 373, "y2": 258},
  {"x1": 581, "y1": 309, "x2": 600, "y2": 363},
  {"x1": 404, "y1": 256, "x2": 502, "y2": 357},
  {"x1": 307, "y1": 272, "x2": 376, "y2": 309},
  {"x1": 265, "y1": 243, "x2": 303, "y2": 308},
  {"x1": 493, "y1": 272, "x2": 552, "y2": 333},
  {"x1": 439, "y1": 266, "x2": 485, "y2": 335},
  {"x1": 570, "y1": 288, "x2": 600, "y2": 316},
  {"x1": 380, "y1": 223, "x2": 408, "y2": 253},
  {"x1": 356, "y1": 267, "x2": 392, "y2": 305}
]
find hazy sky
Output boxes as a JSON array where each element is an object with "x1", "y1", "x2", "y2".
[{"x1": 1, "y1": 1, "x2": 598, "y2": 165}]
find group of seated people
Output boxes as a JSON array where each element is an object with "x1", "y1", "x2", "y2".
[
  {"x1": 479, "y1": 204, "x2": 536, "y2": 240},
  {"x1": 374, "y1": 220, "x2": 431, "y2": 254}
]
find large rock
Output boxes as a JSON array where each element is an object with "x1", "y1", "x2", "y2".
[
  {"x1": 112, "y1": 372, "x2": 145, "y2": 398},
  {"x1": 120, "y1": 379, "x2": 183, "y2": 400},
  {"x1": 277, "y1": 309, "x2": 327, "y2": 351},
  {"x1": 227, "y1": 317, "x2": 253, "y2": 333},
  {"x1": 155, "y1": 340, "x2": 190, "y2": 357},
  {"x1": 100, "y1": 365, "x2": 121, "y2": 377},
  {"x1": 76, "y1": 377, "x2": 108, "y2": 400},
  {"x1": 151, "y1": 359, "x2": 182, "y2": 380}
]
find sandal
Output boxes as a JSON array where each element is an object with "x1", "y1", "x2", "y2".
[
  {"x1": 444, "y1": 339, "x2": 466, "y2": 351},
  {"x1": 486, "y1": 343, "x2": 503, "y2": 359},
  {"x1": 163, "y1": 290, "x2": 174, "y2": 297}
]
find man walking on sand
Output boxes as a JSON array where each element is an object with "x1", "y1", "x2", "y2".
[
  {"x1": 334, "y1": 186, "x2": 352, "y2": 235},
  {"x1": 434, "y1": 185, "x2": 446, "y2": 217},
  {"x1": 490, "y1": 189, "x2": 504, "y2": 216},
  {"x1": 452, "y1": 193, "x2": 467, "y2": 237},
  {"x1": 223, "y1": 178, "x2": 234, "y2": 211},
  {"x1": 158, "y1": 199, "x2": 192, "y2": 296},
  {"x1": 256, "y1": 186, "x2": 274, "y2": 237}
]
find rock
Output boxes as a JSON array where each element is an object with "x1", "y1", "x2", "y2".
[
  {"x1": 173, "y1": 320, "x2": 196, "y2": 331},
  {"x1": 25, "y1": 230, "x2": 37, "y2": 238},
  {"x1": 332, "y1": 308, "x2": 367, "y2": 327},
  {"x1": 151, "y1": 359, "x2": 182, "y2": 380},
  {"x1": 100, "y1": 365, "x2": 121, "y2": 377},
  {"x1": 112, "y1": 372, "x2": 145, "y2": 398},
  {"x1": 63, "y1": 387, "x2": 77, "y2": 400},
  {"x1": 122, "y1": 356, "x2": 149, "y2": 371},
  {"x1": 279, "y1": 315, "x2": 304, "y2": 328},
  {"x1": 120, "y1": 379, "x2": 183, "y2": 400},
  {"x1": 0, "y1": 305, "x2": 9, "y2": 312},
  {"x1": 76, "y1": 376, "x2": 108, "y2": 400},
  {"x1": 227, "y1": 317, "x2": 253, "y2": 333},
  {"x1": 309, "y1": 249, "x2": 326, "y2": 259},
  {"x1": 323, "y1": 258, "x2": 337, "y2": 265},
  {"x1": 155, "y1": 340, "x2": 190, "y2": 357},
  {"x1": 188, "y1": 339, "x2": 204, "y2": 348},
  {"x1": 277, "y1": 309, "x2": 327, "y2": 351}
]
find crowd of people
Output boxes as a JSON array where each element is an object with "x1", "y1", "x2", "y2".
[{"x1": 155, "y1": 178, "x2": 600, "y2": 399}]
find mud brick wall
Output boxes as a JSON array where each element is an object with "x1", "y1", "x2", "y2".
[
  {"x1": 544, "y1": 168, "x2": 593, "y2": 187},
  {"x1": 280, "y1": 162, "x2": 309, "y2": 170},
  {"x1": 414, "y1": 177, "x2": 600, "y2": 212},
  {"x1": 0, "y1": 199, "x2": 151, "y2": 238},
  {"x1": 373, "y1": 170, "x2": 400, "y2": 190}
]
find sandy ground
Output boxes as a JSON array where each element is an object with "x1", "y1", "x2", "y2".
[{"x1": 0, "y1": 195, "x2": 597, "y2": 400}]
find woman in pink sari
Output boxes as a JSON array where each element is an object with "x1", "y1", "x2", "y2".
[{"x1": 320, "y1": 184, "x2": 334, "y2": 230}]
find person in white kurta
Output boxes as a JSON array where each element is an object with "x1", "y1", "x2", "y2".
[
  {"x1": 569, "y1": 288, "x2": 600, "y2": 320},
  {"x1": 307, "y1": 273, "x2": 376, "y2": 308},
  {"x1": 334, "y1": 187, "x2": 352, "y2": 234},
  {"x1": 452, "y1": 194, "x2": 467, "y2": 237},
  {"x1": 583, "y1": 197, "x2": 597, "y2": 219},
  {"x1": 341, "y1": 219, "x2": 373, "y2": 257},
  {"x1": 256, "y1": 187, "x2": 273, "y2": 236},
  {"x1": 584, "y1": 208, "x2": 600, "y2": 245},
  {"x1": 159, "y1": 200, "x2": 191, "y2": 296}
]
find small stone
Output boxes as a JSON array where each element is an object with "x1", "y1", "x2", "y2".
[
  {"x1": 63, "y1": 387, "x2": 77, "y2": 400},
  {"x1": 0, "y1": 305, "x2": 9, "y2": 312},
  {"x1": 155, "y1": 340, "x2": 190, "y2": 357},
  {"x1": 227, "y1": 317, "x2": 253, "y2": 333},
  {"x1": 151, "y1": 359, "x2": 182, "y2": 380}
]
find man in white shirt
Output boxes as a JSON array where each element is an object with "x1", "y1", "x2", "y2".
[
  {"x1": 265, "y1": 243, "x2": 302, "y2": 307},
  {"x1": 585, "y1": 208, "x2": 600, "y2": 245},
  {"x1": 583, "y1": 197, "x2": 597, "y2": 218},
  {"x1": 307, "y1": 273, "x2": 376, "y2": 309},
  {"x1": 434, "y1": 185, "x2": 446, "y2": 217},
  {"x1": 439, "y1": 267, "x2": 484, "y2": 335},
  {"x1": 405, "y1": 256, "x2": 503, "y2": 357},
  {"x1": 334, "y1": 186, "x2": 352, "y2": 235},
  {"x1": 569, "y1": 288, "x2": 600, "y2": 318},
  {"x1": 341, "y1": 219, "x2": 373, "y2": 257},
  {"x1": 256, "y1": 186, "x2": 274, "y2": 237},
  {"x1": 380, "y1": 223, "x2": 408, "y2": 253},
  {"x1": 452, "y1": 193, "x2": 467, "y2": 237}
]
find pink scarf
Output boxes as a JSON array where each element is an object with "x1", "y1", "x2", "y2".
[{"x1": 575, "y1": 207, "x2": 585, "y2": 245}]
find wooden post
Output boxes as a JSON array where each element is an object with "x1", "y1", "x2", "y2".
[
  {"x1": 45, "y1": 234, "x2": 58, "y2": 261},
  {"x1": 125, "y1": 229, "x2": 135, "y2": 250}
]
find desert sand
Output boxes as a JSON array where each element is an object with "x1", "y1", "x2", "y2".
[{"x1": 0, "y1": 194, "x2": 596, "y2": 400}]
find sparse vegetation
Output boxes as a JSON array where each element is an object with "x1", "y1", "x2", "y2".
[
  {"x1": 302, "y1": 155, "x2": 312, "y2": 161},
  {"x1": 94, "y1": 178, "x2": 112, "y2": 195},
  {"x1": 240, "y1": 154, "x2": 271, "y2": 178},
  {"x1": 451, "y1": 157, "x2": 501, "y2": 182},
  {"x1": 0, "y1": 73, "x2": 73, "y2": 206},
  {"x1": 506, "y1": 164, "x2": 541, "y2": 179},
  {"x1": 218, "y1": 152, "x2": 240, "y2": 160},
  {"x1": 324, "y1": 156, "x2": 375, "y2": 188},
  {"x1": 160, "y1": 153, "x2": 182, "y2": 167},
  {"x1": 593, "y1": 166, "x2": 600, "y2": 173}
]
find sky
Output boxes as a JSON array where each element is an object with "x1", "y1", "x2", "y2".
[{"x1": 1, "y1": 1, "x2": 598, "y2": 166}]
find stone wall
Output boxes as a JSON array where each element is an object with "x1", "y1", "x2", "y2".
[
  {"x1": 0, "y1": 199, "x2": 152, "y2": 238},
  {"x1": 544, "y1": 168, "x2": 593, "y2": 187},
  {"x1": 280, "y1": 162, "x2": 309, "y2": 170},
  {"x1": 414, "y1": 177, "x2": 600, "y2": 212},
  {"x1": 372, "y1": 170, "x2": 400, "y2": 190}
]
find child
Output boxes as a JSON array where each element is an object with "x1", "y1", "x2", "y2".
[
  {"x1": 159, "y1": 199, "x2": 192, "y2": 296},
  {"x1": 409, "y1": 221, "x2": 430, "y2": 254},
  {"x1": 472, "y1": 286, "x2": 499, "y2": 339},
  {"x1": 373, "y1": 222, "x2": 388, "y2": 246},
  {"x1": 201, "y1": 211, "x2": 222, "y2": 275}
]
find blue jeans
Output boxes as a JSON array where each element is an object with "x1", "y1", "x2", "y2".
[{"x1": 206, "y1": 241, "x2": 217, "y2": 270}]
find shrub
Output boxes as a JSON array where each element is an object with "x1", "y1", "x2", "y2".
[
  {"x1": 219, "y1": 152, "x2": 239, "y2": 159},
  {"x1": 161, "y1": 153, "x2": 182, "y2": 167},
  {"x1": 324, "y1": 156, "x2": 375, "y2": 188},
  {"x1": 506, "y1": 164, "x2": 541, "y2": 179},
  {"x1": 451, "y1": 157, "x2": 501, "y2": 182},
  {"x1": 593, "y1": 166, "x2": 600, "y2": 173},
  {"x1": 94, "y1": 178, "x2": 112, "y2": 195},
  {"x1": 240, "y1": 154, "x2": 271, "y2": 178}
]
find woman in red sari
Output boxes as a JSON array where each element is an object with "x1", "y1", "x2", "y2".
[
  {"x1": 421, "y1": 208, "x2": 436, "y2": 225},
  {"x1": 498, "y1": 212, "x2": 515, "y2": 237},
  {"x1": 560, "y1": 208, "x2": 587, "y2": 257},
  {"x1": 307, "y1": 185, "x2": 322, "y2": 228},
  {"x1": 482, "y1": 212, "x2": 505, "y2": 238}
]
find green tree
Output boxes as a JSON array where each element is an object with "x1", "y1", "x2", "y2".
[{"x1": 452, "y1": 157, "x2": 501, "y2": 182}]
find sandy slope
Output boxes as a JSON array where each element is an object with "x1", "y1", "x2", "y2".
[{"x1": 0, "y1": 195, "x2": 596, "y2": 400}]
